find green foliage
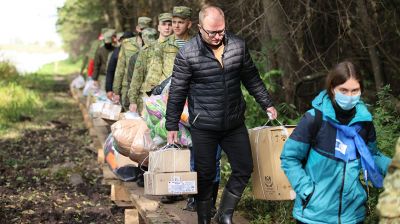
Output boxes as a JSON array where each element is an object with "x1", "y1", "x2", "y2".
[
  {"x1": 243, "y1": 52, "x2": 301, "y2": 128},
  {"x1": 0, "y1": 83, "x2": 43, "y2": 126},
  {"x1": 57, "y1": 0, "x2": 109, "y2": 58},
  {"x1": 373, "y1": 85, "x2": 400, "y2": 157}
]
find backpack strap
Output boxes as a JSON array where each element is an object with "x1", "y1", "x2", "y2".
[
  {"x1": 303, "y1": 109, "x2": 322, "y2": 166},
  {"x1": 310, "y1": 108, "x2": 322, "y2": 148}
]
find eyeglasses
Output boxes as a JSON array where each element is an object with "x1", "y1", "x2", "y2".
[{"x1": 200, "y1": 26, "x2": 225, "y2": 38}]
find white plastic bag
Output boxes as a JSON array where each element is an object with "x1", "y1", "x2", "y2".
[{"x1": 70, "y1": 75, "x2": 85, "y2": 89}]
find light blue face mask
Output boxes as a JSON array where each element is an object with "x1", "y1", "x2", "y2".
[{"x1": 334, "y1": 91, "x2": 360, "y2": 110}]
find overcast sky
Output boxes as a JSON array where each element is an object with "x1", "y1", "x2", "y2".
[{"x1": 0, "y1": 0, "x2": 65, "y2": 46}]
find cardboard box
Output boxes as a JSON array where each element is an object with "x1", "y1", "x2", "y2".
[
  {"x1": 248, "y1": 125, "x2": 297, "y2": 200},
  {"x1": 89, "y1": 101, "x2": 106, "y2": 118},
  {"x1": 148, "y1": 149, "x2": 190, "y2": 173},
  {"x1": 144, "y1": 172, "x2": 197, "y2": 195},
  {"x1": 101, "y1": 103, "x2": 122, "y2": 121}
]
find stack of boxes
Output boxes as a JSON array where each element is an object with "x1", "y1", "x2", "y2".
[{"x1": 144, "y1": 148, "x2": 197, "y2": 195}]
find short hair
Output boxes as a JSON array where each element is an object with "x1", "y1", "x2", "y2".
[
  {"x1": 198, "y1": 5, "x2": 224, "y2": 26},
  {"x1": 325, "y1": 61, "x2": 364, "y2": 100}
]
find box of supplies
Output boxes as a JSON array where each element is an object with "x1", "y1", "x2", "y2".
[
  {"x1": 101, "y1": 103, "x2": 122, "y2": 121},
  {"x1": 148, "y1": 149, "x2": 191, "y2": 173},
  {"x1": 248, "y1": 125, "x2": 297, "y2": 200},
  {"x1": 144, "y1": 172, "x2": 197, "y2": 195}
]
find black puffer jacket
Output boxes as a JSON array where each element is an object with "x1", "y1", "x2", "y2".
[{"x1": 166, "y1": 32, "x2": 273, "y2": 131}]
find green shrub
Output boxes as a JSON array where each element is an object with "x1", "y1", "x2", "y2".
[
  {"x1": 0, "y1": 61, "x2": 19, "y2": 82},
  {"x1": 373, "y1": 85, "x2": 400, "y2": 157},
  {"x1": 0, "y1": 82, "x2": 43, "y2": 125}
]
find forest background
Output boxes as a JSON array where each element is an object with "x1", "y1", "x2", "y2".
[{"x1": 56, "y1": 0, "x2": 400, "y2": 222}]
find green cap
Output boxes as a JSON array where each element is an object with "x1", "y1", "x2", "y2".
[
  {"x1": 138, "y1": 17, "x2": 152, "y2": 29},
  {"x1": 141, "y1": 28, "x2": 158, "y2": 45},
  {"x1": 172, "y1": 6, "x2": 192, "y2": 19},
  {"x1": 103, "y1": 29, "x2": 116, "y2": 43},
  {"x1": 158, "y1": 13, "x2": 172, "y2": 22}
]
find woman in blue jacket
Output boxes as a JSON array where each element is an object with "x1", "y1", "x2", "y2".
[{"x1": 281, "y1": 61, "x2": 391, "y2": 224}]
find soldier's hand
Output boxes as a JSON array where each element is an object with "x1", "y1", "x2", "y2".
[
  {"x1": 266, "y1": 106, "x2": 278, "y2": 120},
  {"x1": 129, "y1": 104, "x2": 137, "y2": 112},
  {"x1": 167, "y1": 131, "x2": 178, "y2": 144},
  {"x1": 106, "y1": 91, "x2": 113, "y2": 100},
  {"x1": 113, "y1": 94, "x2": 120, "y2": 102}
]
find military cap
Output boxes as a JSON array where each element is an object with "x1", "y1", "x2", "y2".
[
  {"x1": 158, "y1": 13, "x2": 172, "y2": 22},
  {"x1": 172, "y1": 6, "x2": 192, "y2": 19},
  {"x1": 138, "y1": 17, "x2": 152, "y2": 29},
  {"x1": 103, "y1": 29, "x2": 116, "y2": 43},
  {"x1": 141, "y1": 28, "x2": 158, "y2": 44}
]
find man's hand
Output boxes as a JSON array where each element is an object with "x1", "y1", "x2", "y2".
[
  {"x1": 113, "y1": 94, "x2": 120, "y2": 102},
  {"x1": 129, "y1": 104, "x2": 137, "y2": 112},
  {"x1": 266, "y1": 106, "x2": 278, "y2": 120},
  {"x1": 106, "y1": 91, "x2": 113, "y2": 100},
  {"x1": 167, "y1": 131, "x2": 178, "y2": 144}
]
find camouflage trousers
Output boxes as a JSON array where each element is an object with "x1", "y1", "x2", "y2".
[{"x1": 377, "y1": 169, "x2": 400, "y2": 223}]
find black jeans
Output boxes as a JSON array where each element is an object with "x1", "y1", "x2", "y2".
[{"x1": 191, "y1": 124, "x2": 253, "y2": 201}]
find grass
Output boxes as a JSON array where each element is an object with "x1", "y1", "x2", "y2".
[
  {"x1": 37, "y1": 58, "x2": 82, "y2": 76},
  {"x1": 0, "y1": 59, "x2": 81, "y2": 136}
]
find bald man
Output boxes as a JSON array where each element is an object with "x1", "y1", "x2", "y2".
[{"x1": 165, "y1": 6, "x2": 277, "y2": 224}]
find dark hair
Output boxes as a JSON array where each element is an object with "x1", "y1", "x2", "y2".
[{"x1": 325, "y1": 61, "x2": 363, "y2": 100}]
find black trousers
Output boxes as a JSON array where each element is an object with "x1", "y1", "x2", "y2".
[{"x1": 191, "y1": 124, "x2": 253, "y2": 201}]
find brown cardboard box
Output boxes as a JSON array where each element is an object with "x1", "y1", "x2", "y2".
[
  {"x1": 89, "y1": 101, "x2": 106, "y2": 118},
  {"x1": 144, "y1": 172, "x2": 197, "y2": 195},
  {"x1": 101, "y1": 103, "x2": 122, "y2": 121},
  {"x1": 248, "y1": 125, "x2": 297, "y2": 200},
  {"x1": 148, "y1": 149, "x2": 190, "y2": 173}
]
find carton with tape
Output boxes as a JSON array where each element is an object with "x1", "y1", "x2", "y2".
[
  {"x1": 148, "y1": 149, "x2": 190, "y2": 173},
  {"x1": 248, "y1": 125, "x2": 296, "y2": 200},
  {"x1": 101, "y1": 102, "x2": 122, "y2": 121}
]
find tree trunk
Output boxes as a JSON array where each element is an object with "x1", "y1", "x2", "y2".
[
  {"x1": 357, "y1": 0, "x2": 384, "y2": 91},
  {"x1": 262, "y1": 0, "x2": 300, "y2": 104}
]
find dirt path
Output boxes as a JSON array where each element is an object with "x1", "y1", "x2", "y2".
[{"x1": 0, "y1": 75, "x2": 124, "y2": 223}]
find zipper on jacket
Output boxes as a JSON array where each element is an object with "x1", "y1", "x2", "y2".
[
  {"x1": 338, "y1": 162, "x2": 346, "y2": 224},
  {"x1": 221, "y1": 54, "x2": 228, "y2": 129}
]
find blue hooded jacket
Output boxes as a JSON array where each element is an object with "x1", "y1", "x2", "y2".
[{"x1": 281, "y1": 90, "x2": 391, "y2": 224}]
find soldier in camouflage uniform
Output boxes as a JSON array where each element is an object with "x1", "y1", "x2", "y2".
[
  {"x1": 81, "y1": 28, "x2": 111, "y2": 79},
  {"x1": 123, "y1": 27, "x2": 158, "y2": 111},
  {"x1": 113, "y1": 17, "x2": 152, "y2": 110},
  {"x1": 137, "y1": 7, "x2": 192, "y2": 108},
  {"x1": 92, "y1": 29, "x2": 116, "y2": 91},
  {"x1": 377, "y1": 137, "x2": 400, "y2": 223},
  {"x1": 128, "y1": 12, "x2": 174, "y2": 113}
]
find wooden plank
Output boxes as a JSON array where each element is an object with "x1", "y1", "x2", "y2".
[
  {"x1": 111, "y1": 182, "x2": 131, "y2": 201},
  {"x1": 125, "y1": 208, "x2": 139, "y2": 224}
]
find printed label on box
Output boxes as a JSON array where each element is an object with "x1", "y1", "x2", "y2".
[{"x1": 168, "y1": 180, "x2": 196, "y2": 194}]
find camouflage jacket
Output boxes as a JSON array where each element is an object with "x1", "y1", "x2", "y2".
[
  {"x1": 377, "y1": 137, "x2": 400, "y2": 223},
  {"x1": 144, "y1": 35, "x2": 182, "y2": 94},
  {"x1": 112, "y1": 37, "x2": 141, "y2": 95},
  {"x1": 92, "y1": 44, "x2": 114, "y2": 80},
  {"x1": 127, "y1": 42, "x2": 157, "y2": 105}
]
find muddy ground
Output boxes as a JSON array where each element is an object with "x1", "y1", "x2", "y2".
[{"x1": 0, "y1": 75, "x2": 124, "y2": 223}]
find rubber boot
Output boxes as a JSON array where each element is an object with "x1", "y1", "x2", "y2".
[
  {"x1": 211, "y1": 181, "x2": 220, "y2": 217},
  {"x1": 214, "y1": 189, "x2": 240, "y2": 224},
  {"x1": 197, "y1": 200, "x2": 212, "y2": 224}
]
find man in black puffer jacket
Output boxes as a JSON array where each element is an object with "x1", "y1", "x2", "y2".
[{"x1": 166, "y1": 6, "x2": 277, "y2": 224}]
